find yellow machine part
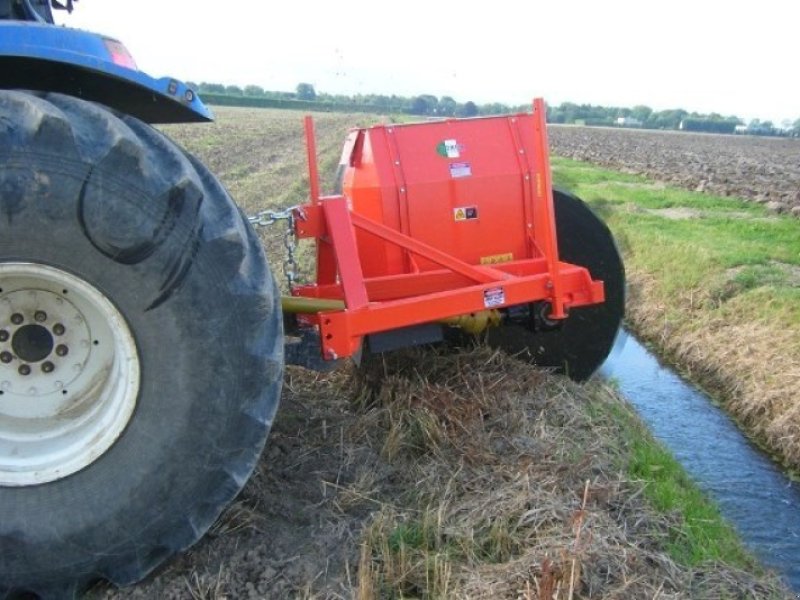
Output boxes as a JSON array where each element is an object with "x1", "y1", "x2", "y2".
[{"x1": 281, "y1": 296, "x2": 500, "y2": 335}]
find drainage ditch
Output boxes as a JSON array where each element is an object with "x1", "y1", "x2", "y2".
[{"x1": 602, "y1": 331, "x2": 800, "y2": 590}]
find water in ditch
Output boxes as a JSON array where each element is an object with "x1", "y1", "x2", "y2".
[{"x1": 601, "y1": 331, "x2": 800, "y2": 590}]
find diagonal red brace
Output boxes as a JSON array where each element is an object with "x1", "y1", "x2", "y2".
[
  {"x1": 321, "y1": 198, "x2": 369, "y2": 310},
  {"x1": 350, "y1": 212, "x2": 509, "y2": 284}
]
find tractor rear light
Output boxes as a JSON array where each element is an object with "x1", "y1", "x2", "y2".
[{"x1": 103, "y1": 38, "x2": 137, "y2": 70}]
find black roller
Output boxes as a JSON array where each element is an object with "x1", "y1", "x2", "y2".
[{"x1": 487, "y1": 188, "x2": 625, "y2": 381}]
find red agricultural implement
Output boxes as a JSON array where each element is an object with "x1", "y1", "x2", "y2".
[
  {"x1": 0, "y1": 3, "x2": 622, "y2": 596},
  {"x1": 278, "y1": 99, "x2": 623, "y2": 381}
]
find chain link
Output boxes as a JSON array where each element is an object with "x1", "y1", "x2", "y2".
[{"x1": 248, "y1": 206, "x2": 304, "y2": 289}]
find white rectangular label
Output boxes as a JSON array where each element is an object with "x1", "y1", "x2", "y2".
[
  {"x1": 449, "y1": 162, "x2": 472, "y2": 178},
  {"x1": 484, "y1": 287, "x2": 506, "y2": 308}
]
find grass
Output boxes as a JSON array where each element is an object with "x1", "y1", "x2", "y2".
[
  {"x1": 629, "y1": 439, "x2": 750, "y2": 567},
  {"x1": 591, "y1": 399, "x2": 753, "y2": 570},
  {"x1": 552, "y1": 156, "x2": 800, "y2": 471}
]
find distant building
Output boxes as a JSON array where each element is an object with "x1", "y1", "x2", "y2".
[{"x1": 616, "y1": 116, "x2": 642, "y2": 127}]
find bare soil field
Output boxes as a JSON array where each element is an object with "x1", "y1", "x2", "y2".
[
  {"x1": 84, "y1": 108, "x2": 791, "y2": 598},
  {"x1": 549, "y1": 126, "x2": 800, "y2": 216}
]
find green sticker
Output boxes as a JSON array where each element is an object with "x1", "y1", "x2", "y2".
[{"x1": 436, "y1": 139, "x2": 461, "y2": 158}]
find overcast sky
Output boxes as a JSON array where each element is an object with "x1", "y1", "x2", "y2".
[{"x1": 58, "y1": 0, "x2": 797, "y2": 125}]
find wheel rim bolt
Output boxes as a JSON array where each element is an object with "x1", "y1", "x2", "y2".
[
  {"x1": 0, "y1": 330, "x2": 8, "y2": 342},
  {"x1": 55, "y1": 344, "x2": 69, "y2": 357},
  {"x1": 18, "y1": 364, "x2": 31, "y2": 376},
  {"x1": 34, "y1": 311, "x2": 47, "y2": 323},
  {"x1": 53, "y1": 323, "x2": 65, "y2": 336},
  {"x1": 0, "y1": 351, "x2": 12, "y2": 364},
  {"x1": 10, "y1": 313, "x2": 23, "y2": 325},
  {"x1": 41, "y1": 361, "x2": 55, "y2": 374}
]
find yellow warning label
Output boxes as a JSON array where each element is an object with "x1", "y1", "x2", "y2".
[
  {"x1": 480, "y1": 253, "x2": 514, "y2": 265},
  {"x1": 454, "y1": 206, "x2": 478, "y2": 221}
]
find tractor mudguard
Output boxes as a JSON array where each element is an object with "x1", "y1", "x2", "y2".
[{"x1": 0, "y1": 21, "x2": 211, "y2": 123}]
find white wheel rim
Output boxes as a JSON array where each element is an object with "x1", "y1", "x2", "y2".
[{"x1": 0, "y1": 263, "x2": 140, "y2": 486}]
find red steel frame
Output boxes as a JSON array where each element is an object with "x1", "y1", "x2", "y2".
[{"x1": 291, "y1": 99, "x2": 605, "y2": 360}]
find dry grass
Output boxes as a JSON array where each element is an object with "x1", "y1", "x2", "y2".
[
  {"x1": 626, "y1": 263, "x2": 800, "y2": 470},
  {"x1": 342, "y1": 347, "x2": 789, "y2": 599}
]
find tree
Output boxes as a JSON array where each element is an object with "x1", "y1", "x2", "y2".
[
  {"x1": 438, "y1": 96, "x2": 457, "y2": 116},
  {"x1": 296, "y1": 83, "x2": 316, "y2": 101},
  {"x1": 410, "y1": 96, "x2": 429, "y2": 115},
  {"x1": 648, "y1": 109, "x2": 688, "y2": 129},
  {"x1": 630, "y1": 105, "x2": 653, "y2": 122},
  {"x1": 411, "y1": 94, "x2": 438, "y2": 115},
  {"x1": 244, "y1": 85, "x2": 265, "y2": 97},
  {"x1": 558, "y1": 102, "x2": 580, "y2": 123},
  {"x1": 198, "y1": 82, "x2": 225, "y2": 94},
  {"x1": 547, "y1": 105, "x2": 565, "y2": 123},
  {"x1": 481, "y1": 102, "x2": 511, "y2": 115},
  {"x1": 459, "y1": 101, "x2": 478, "y2": 117},
  {"x1": 225, "y1": 85, "x2": 243, "y2": 96}
]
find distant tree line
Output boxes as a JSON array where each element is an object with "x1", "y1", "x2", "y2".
[
  {"x1": 189, "y1": 81, "x2": 501, "y2": 118},
  {"x1": 188, "y1": 81, "x2": 800, "y2": 137}
]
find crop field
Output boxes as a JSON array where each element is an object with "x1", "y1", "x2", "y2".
[
  {"x1": 550, "y1": 126, "x2": 800, "y2": 215},
  {"x1": 91, "y1": 108, "x2": 793, "y2": 599}
]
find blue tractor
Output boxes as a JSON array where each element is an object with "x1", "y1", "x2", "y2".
[{"x1": 0, "y1": 2, "x2": 283, "y2": 597}]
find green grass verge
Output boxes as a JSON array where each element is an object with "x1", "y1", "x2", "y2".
[
  {"x1": 589, "y1": 397, "x2": 757, "y2": 570},
  {"x1": 550, "y1": 156, "x2": 800, "y2": 329},
  {"x1": 629, "y1": 437, "x2": 753, "y2": 567}
]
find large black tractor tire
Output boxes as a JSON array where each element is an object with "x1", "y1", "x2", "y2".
[
  {"x1": 0, "y1": 91, "x2": 283, "y2": 598},
  {"x1": 486, "y1": 188, "x2": 625, "y2": 381}
]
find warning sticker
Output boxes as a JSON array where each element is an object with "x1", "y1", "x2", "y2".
[
  {"x1": 436, "y1": 139, "x2": 463, "y2": 158},
  {"x1": 484, "y1": 287, "x2": 506, "y2": 308},
  {"x1": 449, "y1": 162, "x2": 472, "y2": 178},
  {"x1": 480, "y1": 253, "x2": 513, "y2": 265},
  {"x1": 453, "y1": 206, "x2": 478, "y2": 221}
]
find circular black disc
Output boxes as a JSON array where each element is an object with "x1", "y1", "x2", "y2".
[{"x1": 487, "y1": 188, "x2": 625, "y2": 381}]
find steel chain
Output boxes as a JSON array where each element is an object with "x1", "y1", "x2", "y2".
[{"x1": 248, "y1": 206, "x2": 303, "y2": 289}]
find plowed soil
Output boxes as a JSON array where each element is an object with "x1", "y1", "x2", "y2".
[{"x1": 549, "y1": 126, "x2": 800, "y2": 215}]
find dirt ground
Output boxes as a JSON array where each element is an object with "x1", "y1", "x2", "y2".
[{"x1": 549, "y1": 126, "x2": 800, "y2": 216}]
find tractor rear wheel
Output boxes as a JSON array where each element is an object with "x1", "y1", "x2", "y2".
[
  {"x1": 487, "y1": 189, "x2": 625, "y2": 381},
  {"x1": 0, "y1": 91, "x2": 283, "y2": 597}
]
